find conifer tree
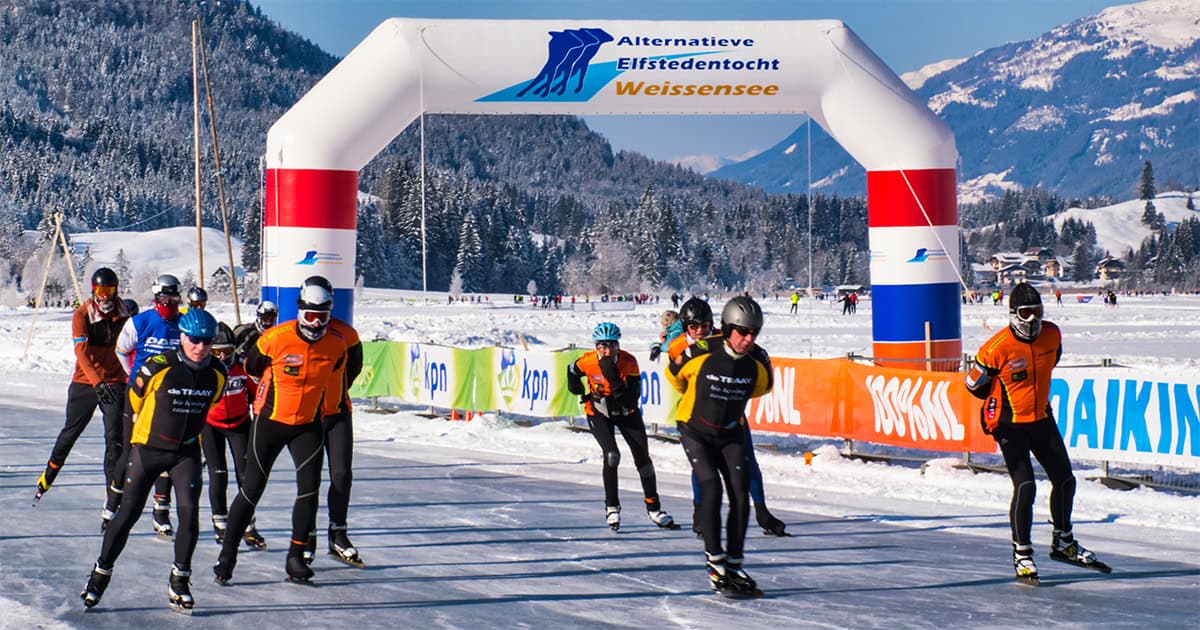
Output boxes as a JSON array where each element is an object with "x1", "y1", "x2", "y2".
[{"x1": 1139, "y1": 160, "x2": 1156, "y2": 201}]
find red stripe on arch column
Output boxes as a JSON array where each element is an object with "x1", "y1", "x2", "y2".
[
  {"x1": 867, "y1": 168, "x2": 957, "y2": 227},
  {"x1": 265, "y1": 168, "x2": 358, "y2": 229}
]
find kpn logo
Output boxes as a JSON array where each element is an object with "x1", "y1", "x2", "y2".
[{"x1": 497, "y1": 349, "x2": 520, "y2": 408}]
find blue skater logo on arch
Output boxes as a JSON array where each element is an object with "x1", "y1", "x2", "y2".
[
  {"x1": 479, "y1": 28, "x2": 616, "y2": 102},
  {"x1": 297, "y1": 250, "x2": 344, "y2": 265},
  {"x1": 905, "y1": 248, "x2": 948, "y2": 263}
]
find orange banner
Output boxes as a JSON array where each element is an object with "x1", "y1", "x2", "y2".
[{"x1": 746, "y1": 358, "x2": 994, "y2": 454}]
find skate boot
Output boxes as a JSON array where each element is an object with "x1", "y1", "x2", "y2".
[
  {"x1": 168, "y1": 564, "x2": 194, "y2": 614},
  {"x1": 756, "y1": 505, "x2": 789, "y2": 536},
  {"x1": 212, "y1": 514, "x2": 227, "y2": 544},
  {"x1": 706, "y1": 553, "x2": 729, "y2": 592},
  {"x1": 647, "y1": 509, "x2": 679, "y2": 530},
  {"x1": 100, "y1": 483, "x2": 122, "y2": 530},
  {"x1": 33, "y1": 463, "x2": 59, "y2": 505},
  {"x1": 243, "y1": 517, "x2": 267, "y2": 550},
  {"x1": 152, "y1": 498, "x2": 174, "y2": 541},
  {"x1": 81, "y1": 562, "x2": 112, "y2": 609},
  {"x1": 286, "y1": 542, "x2": 315, "y2": 584},
  {"x1": 304, "y1": 530, "x2": 317, "y2": 565},
  {"x1": 212, "y1": 552, "x2": 236, "y2": 586},
  {"x1": 1013, "y1": 544, "x2": 1039, "y2": 585},
  {"x1": 329, "y1": 524, "x2": 364, "y2": 567},
  {"x1": 1050, "y1": 530, "x2": 1112, "y2": 573},
  {"x1": 606, "y1": 506, "x2": 621, "y2": 531},
  {"x1": 723, "y1": 558, "x2": 764, "y2": 598}
]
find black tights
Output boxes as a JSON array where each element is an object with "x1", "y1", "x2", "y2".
[
  {"x1": 200, "y1": 421, "x2": 250, "y2": 516},
  {"x1": 98, "y1": 444, "x2": 201, "y2": 571},
  {"x1": 994, "y1": 418, "x2": 1076, "y2": 546},
  {"x1": 219, "y1": 418, "x2": 323, "y2": 570},
  {"x1": 323, "y1": 412, "x2": 354, "y2": 526},
  {"x1": 587, "y1": 413, "x2": 659, "y2": 510},
  {"x1": 680, "y1": 423, "x2": 750, "y2": 560}
]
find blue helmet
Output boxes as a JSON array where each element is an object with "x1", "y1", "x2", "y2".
[
  {"x1": 592, "y1": 322, "x2": 621, "y2": 342},
  {"x1": 178, "y1": 308, "x2": 218, "y2": 341}
]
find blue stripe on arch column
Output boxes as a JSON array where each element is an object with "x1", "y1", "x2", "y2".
[{"x1": 870, "y1": 283, "x2": 962, "y2": 342}]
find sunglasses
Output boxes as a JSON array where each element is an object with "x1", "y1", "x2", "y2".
[
  {"x1": 298, "y1": 309, "x2": 331, "y2": 326},
  {"x1": 1015, "y1": 305, "x2": 1044, "y2": 321},
  {"x1": 729, "y1": 325, "x2": 761, "y2": 337},
  {"x1": 685, "y1": 322, "x2": 710, "y2": 330},
  {"x1": 190, "y1": 300, "x2": 207, "y2": 310},
  {"x1": 93, "y1": 285, "x2": 118, "y2": 298},
  {"x1": 595, "y1": 341, "x2": 618, "y2": 349},
  {"x1": 185, "y1": 335, "x2": 213, "y2": 345}
]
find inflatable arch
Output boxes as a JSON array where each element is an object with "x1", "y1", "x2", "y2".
[{"x1": 262, "y1": 19, "x2": 961, "y2": 367}]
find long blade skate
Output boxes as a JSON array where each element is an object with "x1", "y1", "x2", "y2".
[
  {"x1": 1049, "y1": 550, "x2": 1112, "y2": 573},
  {"x1": 606, "y1": 506, "x2": 620, "y2": 532},
  {"x1": 286, "y1": 554, "x2": 315, "y2": 585}
]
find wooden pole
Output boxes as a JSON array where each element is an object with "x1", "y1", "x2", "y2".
[
  {"x1": 192, "y1": 20, "x2": 205, "y2": 286},
  {"x1": 23, "y1": 222, "x2": 62, "y2": 359},
  {"x1": 196, "y1": 19, "x2": 242, "y2": 324},
  {"x1": 53, "y1": 212, "x2": 83, "y2": 303},
  {"x1": 924, "y1": 321, "x2": 933, "y2": 372}
]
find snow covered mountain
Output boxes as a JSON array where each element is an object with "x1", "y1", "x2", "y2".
[{"x1": 712, "y1": 0, "x2": 1199, "y2": 201}]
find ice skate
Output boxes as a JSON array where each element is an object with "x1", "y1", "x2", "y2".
[
  {"x1": 81, "y1": 563, "x2": 112, "y2": 609},
  {"x1": 606, "y1": 506, "x2": 620, "y2": 531},
  {"x1": 756, "y1": 507, "x2": 789, "y2": 537},
  {"x1": 152, "y1": 500, "x2": 174, "y2": 541},
  {"x1": 1013, "y1": 544, "x2": 1040, "y2": 586},
  {"x1": 1050, "y1": 531, "x2": 1111, "y2": 573},
  {"x1": 212, "y1": 513, "x2": 227, "y2": 544},
  {"x1": 647, "y1": 509, "x2": 680, "y2": 530},
  {"x1": 212, "y1": 554, "x2": 235, "y2": 586},
  {"x1": 168, "y1": 564, "x2": 194, "y2": 614},
  {"x1": 721, "y1": 559, "x2": 764, "y2": 599},
  {"x1": 286, "y1": 553, "x2": 315, "y2": 584},
  {"x1": 329, "y1": 524, "x2": 365, "y2": 567},
  {"x1": 243, "y1": 519, "x2": 267, "y2": 550}
]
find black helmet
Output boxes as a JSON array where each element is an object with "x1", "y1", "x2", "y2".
[
  {"x1": 679, "y1": 297, "x2": 713, "y2": 326},
  {"x1": 90, "y1": 267, "x2": 119, "y2": 313},
  {"x1": 1009, "y1": 282, "x2": 1044, "y2": 341},
  {"x1": 213, "y1": 322, "x2": 235, "y2": 348},
  {"x1": 721, "y1": 296, "x2": 764, "y2": 332},
  {"x1": 91, "y1": 267, "x2": 118, "y2": 289},
  {"x1": 151, "y1": 274, "x2": 181, "y2": 298},
  {"x1": 122, "y1": 298, "x2": 139, "y2": 315},
  {"x1": 186, "y1": 286, "x2": 208, "y2": 310}
]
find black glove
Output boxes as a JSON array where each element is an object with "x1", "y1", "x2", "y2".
[
  {"x1": 648, "y1": 345, "x2": 662, "y2": 362},
  {"x1": 598, "y1": 354, "x2": 622, "y2": 383},
  {"x1": 578, "y1": 393, "x2": 592, "y2": 407},
  {"x1": 95, "y1": 382, "x2": 120, "y2": 406}
]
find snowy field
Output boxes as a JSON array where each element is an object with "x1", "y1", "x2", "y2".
[{"x1": 1, "y1": 281, "x2": 1198, "y2": 628}]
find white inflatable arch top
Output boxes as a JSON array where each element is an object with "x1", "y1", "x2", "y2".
[{"x1": 263, "y1": 19, "x2": 961, "y2": 366}]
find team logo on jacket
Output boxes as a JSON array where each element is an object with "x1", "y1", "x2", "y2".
[{"x1": 282, "y1": 353, "x2": 303, "y2": 376}]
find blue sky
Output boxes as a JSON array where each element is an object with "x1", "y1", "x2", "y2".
[{"x1": 252, "y1": 0, "x2": 1124, "y2": 165}]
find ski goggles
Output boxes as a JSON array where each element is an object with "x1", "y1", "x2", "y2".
[
  {"x1": 212, "y1": 346, "x2": 234, "y2": 360},
  {"x1": 155, "y1": 295, "x2": 181, "y2": 305},
  {"x1": 1014, "y1": 305, "x2": 1044, "y2": 321},
  {"x1": 728, "y1": 325, "x2": 761, "y2": 337},
  {"x1": 93, "y1": 285, "x2": 118, "y2": 298},
  {"x1": 189, "y1": 299, "x2": 207, "y2": 310},
  {"x1": 298, "y1": 309, "x2": 332, "y2": 326},
  {"x1": 185, "y1": 334, "x2": 213, "y2": 345}
]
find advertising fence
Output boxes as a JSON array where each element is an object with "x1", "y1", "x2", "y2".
[{"x1": 350, "y1": 342, "x2": 1200, "y2": 471}]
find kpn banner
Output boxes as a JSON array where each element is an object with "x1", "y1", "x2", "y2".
[{"x1": 486, "y1": 347, "x2": 587, "y2": 416}]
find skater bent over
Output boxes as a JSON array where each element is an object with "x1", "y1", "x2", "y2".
[
  {"x1": 567, "y1": 322, "x2": 675, "y2": 531},
  {"x1": 81, "y1": 309, "x2": 226, "y2": 612},
  {"x1": 966, "y1": 282, "x2": 1108, "y2": 584},
  {"x1": 666, "y1": 296, "x2": 773, "y2": 597},
  {"x1": 214, "y1": 278, "x2": 347, "y2": 585},
  {"x1": 35, "y1": 268, "x2": 132, "y2": 504}
]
